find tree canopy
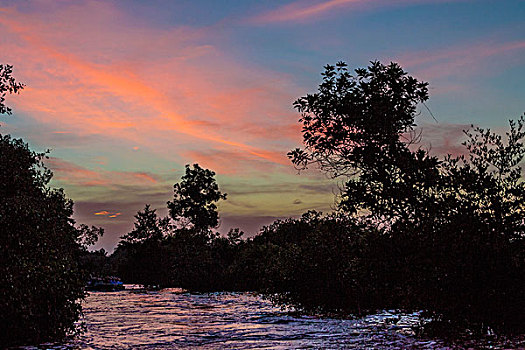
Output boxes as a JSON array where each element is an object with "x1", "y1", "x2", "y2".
[
  {"x1": 120, "y1": 204, "x2": 170, "y2": 244},
  {"x1": 288, "y1": 61, "x2": 440, "y2": 222},
  {"x1": 167, "y1": 163, "x2": 227, "y2": 232},
  {"x1": 288, "y1": 61, "x2": 429, "y2": 176}
]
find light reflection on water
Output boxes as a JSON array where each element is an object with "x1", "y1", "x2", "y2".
[{"x1": 21, "y1": 289, "x2": 522, "y2": 349}]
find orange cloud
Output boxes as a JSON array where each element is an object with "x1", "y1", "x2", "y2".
[
  {"x1": 94, "y1": 211, "x2": 122, "y2": 218},
  {"x1": 184, "y1": 149, "x2": 283, "y2": 175},
  {"x1": 47, "y1": 158, "x2": 108, "y2": 187}
]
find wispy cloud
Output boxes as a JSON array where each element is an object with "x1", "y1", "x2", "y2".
[
  {"x1": 397, "y1": 40, "x2": 525, "y2": 82},
  {"x1": 0, "y1": 2, "x2": 299, "y2": 169},
  {"x1": 47, "y1": 158, "x2": 163, "y2": 188},
  {"x1": 183, "y1": 149, "x2": 285, "y2": 175},
  {"x1": 247, "y1": 0, "x2": 468, "y2": 24},
  {"x1": 249, "y1": 0, "x2": 363, "y2": 24},
  {"x1": 412, "y1": 122, "x2": 470, "y2": 157}
]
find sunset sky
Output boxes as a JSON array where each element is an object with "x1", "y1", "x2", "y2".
[{"x1": 1, "y1": 0, "x2": 524, "y2": 250}]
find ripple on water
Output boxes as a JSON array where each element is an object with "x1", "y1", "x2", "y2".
[{"x1": 18, "y1": 290, "x2": 524, "y2": 349}]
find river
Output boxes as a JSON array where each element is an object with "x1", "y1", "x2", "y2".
[{"x1": 21, "y1": 288, "x2": 523, "y2": 349}]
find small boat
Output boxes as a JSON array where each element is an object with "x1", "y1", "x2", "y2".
[{"x1": 86, "y1": 276, "x2": 125, "y2": 292}]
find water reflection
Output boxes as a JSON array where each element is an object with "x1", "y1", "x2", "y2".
[{"x1": 21, "y1": 289, "x2": 522, "y2": 349}]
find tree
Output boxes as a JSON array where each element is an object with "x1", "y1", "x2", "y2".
[
  {"x1": 415, "y1": 117, "x2": 525, "y2": 333},
  {"x1": 289, "y1": 61, "x2": 428, "y2": 175},
  {"x1": 113, "y1": 166, "x2": 234, "y2": 291},
  {"x1": 115, "y1": 205, "x2": 173, "y2": 287},
  {"x1": 246, "y1": 212, "x2": 390, "y2": 315},
  {"x1": 0, "y1": 134, "x2": 94, "y2": 345},
  {"x1": 77, "y1": 224, "x2": 105, "y2": 250},
  {"x1": 0, "y1": 65, "x2": 101, "y2": 346},
  {"x1": 120, "y1": 204, "x2": 170, "y2": 244},
  {"x1": 288, "y1": 60, "x2": 525, "y2": 334},
  {"x1": 441, "y1": 118, "x2": 525, "y2": 241},
  {"x1": 167, "y1": 164, "x2": 227, "y2": 232},
  {"x1": 289, "y1": 61, "x2": 437, "y2": 222},
  {"x1": 0, "y1": 64, "x2": 24, "y2": 115}
]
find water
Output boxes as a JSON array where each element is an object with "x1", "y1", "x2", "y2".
[{"x1": 22, "y1": 288, "x2": 523, "y2": 349}]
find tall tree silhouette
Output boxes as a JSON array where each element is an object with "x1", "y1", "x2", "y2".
[
  {"x1": 0, "y1": 135, "x2": 94, "y2": 345},
  {"x1": 168, "y1": 164, "x2": 227, "y2": 233},
  {"x1": 288, "y1": 61, "x2": 437, "y2": 221}
]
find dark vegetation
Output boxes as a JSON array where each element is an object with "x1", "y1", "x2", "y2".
[
  {"x1": 286, "y1": 61, "x2": 525, "y2": 334},
  {"x1": 0, "y1": 65, "x2": 102, "y2": 346},
  {"x1": 113, "y1": 164, "x2": 240, "y2": 291},
  {"x1": 103, "y1": 61, "x2": 524, "y2": 336},
  {"x1": 2, "y1": 60, "x2": 524, "y2": 346}
]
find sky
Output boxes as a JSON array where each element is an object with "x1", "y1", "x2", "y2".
[{"x1": 1, "y1": 0, "x2": 524, "y2": 251}]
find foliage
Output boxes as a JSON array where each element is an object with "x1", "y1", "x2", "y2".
[
  {"x1": 243, "y1": 212, "x2": 375, "y2": 314},
  {"x1": 0, "y1": 134, "x2": 96, "y2": 346},
  {"x1": 116, "y1": 205, "x2": 171, "y2": 287},
  {"x1": 288, "y1": 61, "x2": 428, "y2": 176},
  {"x1": 77, "y1": 224, "x2": 105, "y2": 250},
  {"x1": 115, "y1": 164, "x2": 240, "y2": 291},
  {"x1": 0, "y1": 65, "x2": 102, "y2": 346},
  {"x1": 167, "y1": 164, "x2": 227, "y2": 232},
  {"x1": 287, "y1": 60, "x2": 525, "y2": 334},
  {"x1": 0, "y1": 64, "x2": 24, "y2": 115},
  {"x1": 121, "y1": 204, "x2": 170, "y2": 244},
  {"x1": 78, "y1": 248, "x2": 113, "y2": 278},
  {"x1": 115, "y1": 226, "x2": 247, "y2": 292},
  {"x1": 411, "y1": 118, "x2": 525, "y2": 333}
]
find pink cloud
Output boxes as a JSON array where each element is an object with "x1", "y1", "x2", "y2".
[
  {"x1": 134, "y1": 173, "x2": 158, "y2": 184},
  {"x1": 0, "y1": 2, "x2": 300, "y2": 170},
  {"x1": 47, "y1": 157, "x2": 162, "y2": 188},
  {"x1": 47, "y1": 158, "x2": 108, "y2": 187},
  {"x1": 410, "y1": 122, "x2": 469, "y2": 157},
  {"x1": 249, "y1": 0, "x2": 363, "y2": 24}
]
